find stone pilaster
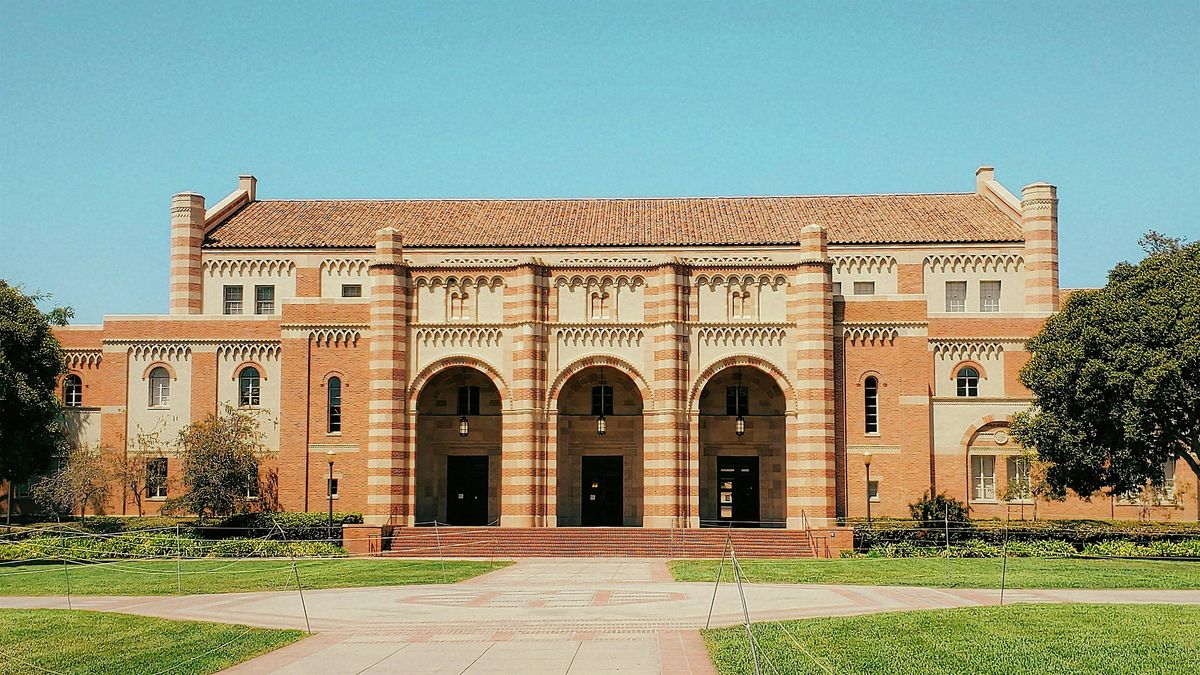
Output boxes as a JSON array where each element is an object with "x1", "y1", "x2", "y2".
[
  {"x1": 645, "y1": 262, "x2": 692, "y2": 527},
  {"x1": 1021, "y1": 183, "x2": 1059, "y2": 314},
  {"x1": 169, "y1": 192, "x2": 205, "y2": 315},
  {"x1": 365, "y1": 227, "x2": 411, "y2": 526},
  {"x1": 501, "y1": 263, "x2": 548, "y2": 526},
  {"x1": 788, "y1": 224, "x2": 837, "y2": 527}
]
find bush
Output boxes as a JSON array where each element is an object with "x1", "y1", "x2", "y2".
[
  {"x1": 908, "y1": 492, "x2": 971, "y2": 529},
  {"x1": 204, "y1": 511, "x2": 364, "y2": 540},
  {"x1": 853, "y1": 518, "x2": 1200, "y2": 553},
  {"x1": 1082, "y1": 539, "x2": 1200, "y2": 558},
  {"x1": 0, "y1": 532, "x2": 346, "y2": 562}
]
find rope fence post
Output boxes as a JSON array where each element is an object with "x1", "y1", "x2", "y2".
[
  {"x1": 1000, "y1": 505, "x2": 1010, "y2": 606},
  {"x1": 270, "y1": 518, "x2": 311, "y2": 634},
  {"x1": 944, "y1": 503, "x2": 951, "y2": 586},
  {"x1": 175, "y1": 523, "x2": 183, "y2": 595},
  {"x1": 705, "y1": 529, "x2": 733, "y2": 630},
  {"x1": 433, "y1": 520, "x2": 447, "y2": 583},
  {"x1": 730, "y1": 547, "x2": 762, "y2": 675},
  {"x1": 60, "y1": 532, "x2": 72, "y2": 611}
]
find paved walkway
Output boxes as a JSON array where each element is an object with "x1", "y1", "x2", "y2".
[{"x1": 5, "y1": 558, "x2": 1200, "y2": 674}]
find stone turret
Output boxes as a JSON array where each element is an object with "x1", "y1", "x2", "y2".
[
  {"x1": 169, "y1": 192, "x2": 205, "y2": 314},
  {"x1": 1021, "y1": 182, "x2": 1059, "y2": 314}
]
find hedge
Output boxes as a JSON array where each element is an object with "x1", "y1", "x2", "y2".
[
  {"x1": 5, "y1": 512, "x2": 364, "y2": 542},
  {"x1": 853, "y1": 518, "x2": 1200, "y2": 551},
  {"x1": 0, "y1": 532, "x2": 346, "y2": 562}
]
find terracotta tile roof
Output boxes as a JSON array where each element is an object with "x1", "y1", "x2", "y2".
[{"x1": 203, "y1": 194, "x2": 1021, "y2": 249}]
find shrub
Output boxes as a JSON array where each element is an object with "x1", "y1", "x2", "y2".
[
  {"x1": 908, "y1": 492, "x2": 970, "y2": 530},
  {"x1": 0, "y1": 532, "x2": 347, "y2": 562},
  {"x1": 1082, "y1": 539, "x2": 1200, "y2": 558},
  {"x1": 205, "y1": 511, "x2": 364, "y2": 540}
]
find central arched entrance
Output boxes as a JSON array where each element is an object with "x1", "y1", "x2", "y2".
[
  {"x1": 415, "y1": 366, "x2": 503, "y2": 525},
  {"x1": 555, "y1": 366, "x2": 644, "y2": 526},
  {"x1": 698, "y1": 366, "x2": 787, "y2": 527}
]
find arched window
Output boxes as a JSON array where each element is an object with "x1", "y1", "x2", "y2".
[
  {"x1": 63, "y1": 375, "x2": 82, "y2": 407},
  {"x1": 327, "y1": 377, "x2": 342, "y2": 433},
  {"x1": 591, "y1": 384, "x2": 614, "y2": 416},
  {"x1": 238, "y1": 367, "x2": 261, "y2": 407},
  {"x1": 956, "y1": 367, "x2": 980, "y2": 397},
  {"x1": 725, "y1": 385, "x2": 749, "y2": 416},
  {"x1": 449, "y1": 291, "x2": 470, "y2": 320},
  {"x1": 590, "y1": 291, "x2": 610, "y2": 319},
  {"x1": 731, "y1": 290, "x2": 751, "y2": 319},
  {"x1": 864, "y1": 377, "x2": 879, "y2": 433},
  {"x1": 149, "y1": 367, "x2": 171, "y2": 408}
]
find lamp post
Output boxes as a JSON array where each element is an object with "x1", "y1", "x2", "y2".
[
  {"x1": 863, "y1": 450, "x2": 873, "y2": 525},
  {"x1": 326, "y1": 449, "x2": 336, "y2": 541}
]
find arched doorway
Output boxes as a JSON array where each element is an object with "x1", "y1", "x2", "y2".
[
  {"x1": 415, "y1": 366, "x2": 503, "y2": 525},
  {"x1": 555, "y1": 366, "x2": 644, "y2": 526},
  {"x1": 698, "y1": 366, "x2": 787, "y2": 527}
]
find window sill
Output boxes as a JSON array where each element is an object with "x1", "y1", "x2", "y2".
[
  {"x1": 147, "y1": 497, "x2": 167, "y2": 502},
  {"x1": 149, "y1": 405, "x2": 171, "y2": 411},
  {"x1": 326, "y1": 432, "x2": 342, "y2": 437},
  {"x1": 869, "y1": 497, "x2": 880, "y2": 503},
  {"x1": 971, "y1": 499, "x2": 1000, "y2": 504}
]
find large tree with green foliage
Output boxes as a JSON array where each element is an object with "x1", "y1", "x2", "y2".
[
  {"x1": 0, "y1": 281, "x2": 71, "y2": 500},
  {"x1": 1012, "y1": 233, "x2": 1199, "y2": 508},
  {"x1": 164, "y1": 405, "x2": 275, "y2": 520}
]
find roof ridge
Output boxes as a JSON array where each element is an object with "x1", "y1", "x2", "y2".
[{"x1": 249, "y1": 192, "x2": 978, "y2": 203}]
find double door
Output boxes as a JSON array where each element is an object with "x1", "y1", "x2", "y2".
[
  {"x1": 581, "y1": 455, "x2": 623, "y2": 526},
  {"x1": 717, "y1": 456, "x2": 760, "y2": 526}
]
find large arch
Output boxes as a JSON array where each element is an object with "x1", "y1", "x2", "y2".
[
  {"x1": 552, "y1": 363, "x2": 645, "y2": 527},
  {"x1": 688, "y1": 354, "x2": 794, "y2": 413},
  {"x1": 693, "y1": 360, "x2": 789, "y2": 527},
  {"x1": 409, "y1": 355, "x2": 510, "y2": 413},
  {"x1": 548, "y1": 354, "x2": 653, "y2": 412},
  {"x1": 414, "y1": 363, "x2": 505, "y2": 525}
]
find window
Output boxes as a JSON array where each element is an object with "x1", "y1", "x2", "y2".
[
  {"x1": 327, "y1": 477, "x2": 339, "y2": 499},
  {"x1": 223, "y1": 285, "x2": 243, "y2": 315},
  {"x1": 327, "y1": 377, "x2": 342, "y2": 433},
  {"x1": 725, "y1": 385, "x2": 749, "y2": 417},
  {"x1": 945, "y1": 281, "x2": 967, "y2": 313},
  {"x1": 149, "y1": 367, "x2": 171, "y2": 408},
  {"x1": 14, "y1": 478, "x2": 33, "y2": 499},
  {"x1": 832, "y1": 282, "x2": 843, "y2": 296},
  {"x1": 730, "y1": 290, "x2": 751, "y2": 319},
  {"x1": 1163, "y1": 460, "x2": 1177, "y2": 501},
  {"x1": 853, "y1": 281, "x2": 875, "y2": 296},
  {"x1": 980, "y1": 281, "x2": 1001, "y2": 313},
  {"x1": 590, "y1": 291, "x2": 610, "y2": 319},
  {"x1": 63, "y1": 374, "x2": 82, "y2": 407},
  {"x1": 238, "y1": 367, "x2": 261, "y2": 407},
  {"x1": 255, "y1": 285, "x2": 275, "y2": 315},
  {"x1": 972, "y1": 455, "x2": 996, "y2": 500},
  {"x1": 146, "y1": 458, "x2": 168, "y2": 499},
  {"x1": 956, "y1": 366, "x2": 980, "y2": 397},
  {"x1": 449, "y1": 291, "x2": 471, "y2": 320},
  {"x1": 244, "y1": 464, "x2": 259, "y2": 500},
  {"x1": 864, "y1": 377, "x2": 879, "y2": 434},
  {"x1": 591, "y1": 385, "x2": 614, "y2": 416},
  {"x1": 868, "y1": 480, "x2": 880, "y2": 502},
  {"x1": 341, "y1": 284, "x2": 362, "y2": 298},
  {"x1": 1006, "y1": 456, "x2": 1032, "y2": 500},
  {"x1": 457, "y1": 385, "x2": 480, "y2": 416}
]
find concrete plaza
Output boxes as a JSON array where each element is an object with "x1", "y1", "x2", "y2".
[{"x1": 5, "y1": 558, "x2": 1199, "y2": 673}]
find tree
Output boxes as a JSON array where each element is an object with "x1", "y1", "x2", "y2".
[
  {"x1": 165, "y1": 405, "x2": 274, "y2": 520},
  {"x1": 1, "y1": 280, "x2": 71, "y2": 521},
  {"x1": 1012, "y1": 234, "x2": 1199, "y2": 516},
  {"x1": 108, "y1": 420, "x2": 172, "y2": 517},
  {"x1": 30, "y1": 444, "x2": 110, "y2": 519}
]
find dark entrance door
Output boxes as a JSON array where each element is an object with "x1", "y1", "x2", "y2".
[
  {"x1": 581, "y1": 455, "x2": 623, "y2": 526},
  {"x1": 717, "y1": 456, "x2": 760, "y2": 526},
  {"x1": 446, "y1": 455, "x2": 489, "y2": 525}
]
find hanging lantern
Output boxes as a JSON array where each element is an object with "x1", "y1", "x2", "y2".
[
  {"x1": 735, "y1": 414, "x2": 746, "y2": 437},
  {"x1": 459, "y1": 414, "x2": 470, "y2": 437},
  {"x1": 597, "y1": 414, "x2": 607, "y2": 436}
]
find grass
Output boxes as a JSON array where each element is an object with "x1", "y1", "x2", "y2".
[
  {"x1": 0, "y1": 608, "x2": 303, "y2": 675},
  {"x1": 704, "y1": 604, "x2": 1200, "y2": 674},
  {"x1": 0, "y1": 558, "x2": 509, "y2": 596},
  {"x1": 670, "y1": 556, "x2": 1200, "y2": 589}
]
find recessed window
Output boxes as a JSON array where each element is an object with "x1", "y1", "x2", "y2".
[
  {"x1": 238, "y1": 367, "x2": 261, "y2": 407},
  {"x1": 1163, "y1": 460, "x2": 1177, "y2": 501},
  {"x1": 327, "y1": 477, "x2": 339, "y2": 499},
  {"x1": 853, "y1": 281, "x2": 875, "y2": 296},
  {"x1": 980, "y1": 280, "x2": 1001, "y2": 312},
  {"x1": 956, "y1": 366, "x2": 980, "y2": 397},
  {"x1": 868, "y1": 480, "x2": 880, "y2": 502},
  {"x1": 63, "y1": 374, "x2": 83, "y2": 407},
  {"x1": 864, "y1": 377, "x2": 879, "y2": 434},
  {"x1": 972, "y1": 455, "x2": 996, "y2": 500},
  {"x1": 457, "y1": 385, "x2": 480, "y2": 416},
  {"x1": 255, "y1": 285, "x2": 275, "y2": 315},
  {"x1": 327, "y1": 377, "x2": 342, "y2": 433},
  {"x1": 341, "y1": 284, "x2": 362, "y2": 298},
  {"x1": 590, "y1": 291, "x2": 611, "y2": 319},
  {"x1": 146, "y1": 458, "x2": 168, "y2": 499},
  {"x1": 725, "y1": 385, "x2": 749, "y2": 416},
  {"x1": 449, "y1": 291, "x2": 471, "y2": 320},
  {"x1": 149, "y1": 367, "x2": 171, "y2": 408},
  {"x1": 945, "y1": 281, "x2": 967, "y2": 313},
  {"x1": 244, "y1": 464, "x2": 259, "y2": 500},
  {"x1": 591, "y1": 385, "x2": 614, "y2": 416},
  {"x1": 730, "y1": 290, "x2": 751, "y2": 319},
  {"x1": 223, "y1": 285, "x2": 243, "y2": 315}
]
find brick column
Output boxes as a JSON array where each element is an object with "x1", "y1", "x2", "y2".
[
  {"x1": 645, "y1": 262, "x2": 690, "y2": 528},
  {"x1": 276, "y1": 333, "x2": 311, "y2": 512},
  {"x1": 98, "y1": 347, "x2": 129, "y2": 513},
  {"x1": 1021, "y1": 183, "x2": 1059, "y2": 314},
  {"x1": 501, "y1": 263, "x2": 547, "y2": 526},
  {"x1": 365, "y1": 227, "x2": 412, "y2": 526},
  {"x1": 788, "y1": 224, "x2": 837, "y2": 528},
  {"x1": 169, "y1": 192, "x2": 205, "y2": 315}
]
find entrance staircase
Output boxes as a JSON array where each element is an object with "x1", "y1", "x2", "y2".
[{"x1": 380, "y1": 526, "x2": 819, "y2": 558}]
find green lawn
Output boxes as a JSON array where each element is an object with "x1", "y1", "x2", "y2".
[
  {"x1": 0, "y1": 609, "x2": 302, "y2": 675},
  {"x1": 0, "y1": 558, "x2": 509, "y2": 596},
  {"x1": 670, "y1": 556, "x2": 1200, "y2": 589},
  {"x1": 704, "y1": 604, "x2": 1200, "y2": 674}
]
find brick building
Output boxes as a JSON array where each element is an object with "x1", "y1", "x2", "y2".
[{"x1": 14, "y1": 167, "x2": 1194, "y2": 526}]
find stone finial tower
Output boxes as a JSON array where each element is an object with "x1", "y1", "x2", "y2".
[
  {"x1": 1021, "y1": 182, "x2": 1059, "y2": 314},
  {"x1": 169, "y1": 192, "x2": 205, "y2": 314},
  {"x1": 366, "y1": 226, "x2": 412, "y2": 525}
]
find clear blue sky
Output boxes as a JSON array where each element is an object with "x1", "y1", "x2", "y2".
[{"x1": 2, "y1": 1, "x2": 1197, "y2": 323}]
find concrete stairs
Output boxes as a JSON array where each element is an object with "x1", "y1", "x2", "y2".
[{"x1": 380, "y1": 526, "x2": 817, "y2": 558}]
